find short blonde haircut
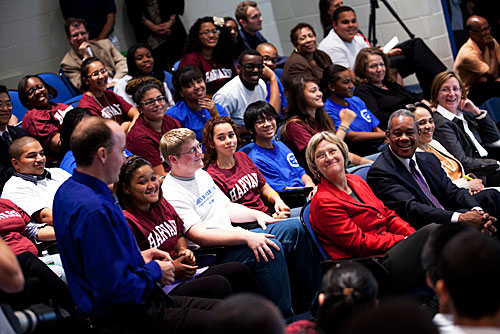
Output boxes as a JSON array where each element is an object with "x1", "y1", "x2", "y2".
[
  {"x1": 160, "y1": 128, "x2": 196, "y2": 166},
  {"x1": 306, "y1": 131, "x2": 349, "y2": 180},
  {"x1": 429, "y1": 71, "x2": 467, "y2": 108}
]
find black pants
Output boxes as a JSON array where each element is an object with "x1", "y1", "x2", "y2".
[
  {"x1": 90, "y1": 287, "x2": 218, "y2": 334},
  {"x1": 169, "y1": 262, "x2": 262, "y2": 298},
  {"x1": 383, "y1": 223, "x2": 438, "y2": 292},
  {"x1": 468, "y1": 81, "x2": 500, "y2": 106},
  {"x1": 0, "y1": 252, "x2": 76, "y2": 314},
  {"x1": 390, "y1": 38, "x2": 447, "y2": 99}
]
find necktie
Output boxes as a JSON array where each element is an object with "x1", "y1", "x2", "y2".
[
  {"x1": 2, "y1": 131, "x2": 12, "y2": 145},
  {"x1": 409, "y1": 160, "x2": 444, "y2": 209}
]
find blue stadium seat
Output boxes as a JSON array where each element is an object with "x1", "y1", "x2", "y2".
[
  {"x1": 164, "y1": 71, "x2": 174, "y2": 95},
  {"x1": 9, "y1": 90, "x2": 28, "y2": 122},
  {"x1": 172, "y1": 60, "x2": 181, "y2": 72},
  {"x1": 59, "y1": 69, "x2": 80, "y2": 96},
  {"x1": 349, "y1": 165, "x2": 371, "y2": 180},
  {"x1": 300, "y1": 202, "x2": 329, "y2": 260},
  {"x1": 238, "y1": 142, "x2": 255, "y2": 154},
  {"x1": 64, "y1": 95, "x2": 82, "y2": 109},
  {"x1": 38, "y1": 72, "x2": 76, "y2": 104}
]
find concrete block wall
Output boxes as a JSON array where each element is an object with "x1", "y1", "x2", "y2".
[
  {"x1": 0, "y1": 0, "x2": 135, "y2": 89},
  {"x1": 0, "y1": 0, "x2": 453, "y2": 89}
]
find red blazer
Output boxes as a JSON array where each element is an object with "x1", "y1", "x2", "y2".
[{"x1": 310, "y1": 174, "x2": 415, "y2": 260}]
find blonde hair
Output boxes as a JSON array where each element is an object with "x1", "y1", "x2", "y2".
[
  {"x1": 160, "y1": 128, "x2": 196, "y2": 166},
  {"x1": 429, "y1": 71, "x2": 467, "y2": 108},
  {"x1": 306, "y1": 131, "x2": 349, "y2": 179}
]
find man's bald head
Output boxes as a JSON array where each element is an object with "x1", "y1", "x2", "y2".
[
  {"x1": 466, "y1": 15, "x2": 492, "y2": 48},
  {"x1": 9, "y1": 136, "x2": 38, "y2": 160}
]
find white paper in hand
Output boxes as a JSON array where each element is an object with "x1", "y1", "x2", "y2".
[{"x1": 383, "y1": 36, "x2": 399, "y2": 54}]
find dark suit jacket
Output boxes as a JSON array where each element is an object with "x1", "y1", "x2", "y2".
[
  {"x1": 432, "y1": 110, "x2": 499, "y2": 169},
  {"x1": 366, "y1": 149, "x2": 479, "y2": 229},
  {"x1": 0, "y1": 126, "x2": 29, "y2": 191}
]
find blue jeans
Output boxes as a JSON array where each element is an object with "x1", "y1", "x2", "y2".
[
  {"x1": 253, "y1": 217, "x2": 321, "y2": 314},
  {"x1": 220, "y1": 236, "x2": 293, "y2": 318}
]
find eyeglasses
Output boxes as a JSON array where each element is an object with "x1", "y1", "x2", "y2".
[
  {"x1": 242, "y1": 63, "x2": 264, "y2": 71},
  {"x1": 471, "y1": 25, "x2": 490, "y2": 33},
  {"x1": 27, "y1": 84, "x2": 45, "y2": 97},
  {"x1": 439, "y1": 87, "x2": 461, "y2": 94},
  {"x1": 139, "y1": 96, "x2": 167, "y2": 107},
  {"x1": 263, "y1": 56, "x2": 278, "y2": 63},
  {"x1": 178, "y1": 143, "x2": 203, "y2": 155},
  {"x1": 0, "y1": 101, "x2": 13, "y2": 109},
  {"x1": 255, "y1": 116, "x2": 274, "y2": 126},
  {"x1": 315, "y1": 148, "x2": 337, "y2": 161},
  {"x1": 199, "y1": 29, "x2": 220, "y2": 37},
  {"x1": 87, "y1": 68, "x2": 108, "y2": 78}
]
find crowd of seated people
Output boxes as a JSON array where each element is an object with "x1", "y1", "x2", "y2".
[{"x1": 3, "y1": 0, "x2": 500, "y2": 332}]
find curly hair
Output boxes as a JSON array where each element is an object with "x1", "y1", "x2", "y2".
[
  {"x1": 353, "y1": 47, "x2": 396, "y2": 84},
  {"x1": 184, "y1": 16, "x2": 235, "y2": 66},
  {"x1": 125, "y1": 76, "x2": 165, "y2": 105},
  {"x1": 290, "y1": 22, "x2": 316, "y2": 47},
  {"x1": 202, "y1": 116, "x2": 241, "y2": 166}
]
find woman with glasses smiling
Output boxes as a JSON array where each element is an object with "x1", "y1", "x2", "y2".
[
  {"x1": 18, "y1": 75, "x2": 73, "y2": 162},
  {"x1": 125, "y1": 78, "x2": 180, "y2": 176},
  {"x1": 305, "y1": 131, "x2": 434, "y2": 293},
  {"x1": 178, "y1": 16, "x2": 236, "y2": 96},
  {"x1": 430, "y1": 71, "x2": 500, "y2": 182},
  {"x1": 78, "y1": 57, "x2": 140, "y2": 134}
]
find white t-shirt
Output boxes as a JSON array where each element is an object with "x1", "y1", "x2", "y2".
[
  {"x1": 212, "y1": 76, "x2": 267, "y2": 127},
  {"x1": 318, "y1": 29, "x2": 369, "y2": 69},
  {"x1": 113, "y1": 74, "x2": 174, "y2": 108},
  {"x1": 2, "y1": 168, "x2": 71, "y2": 216},
  {"x1": 162, "y1": 169, "x2": 242, "y2": 247}
]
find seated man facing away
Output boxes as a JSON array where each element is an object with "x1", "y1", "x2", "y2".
[
  {"x1": 160, "y1": 128, "x2": 320, "y2": 319},
  {"x1": 213, "y1": 49, "x2": 281, "y2": 134},
  {"x1": 454, "y1": 15, "x2": 500, "y2": 105},
  {"x1": 367, "y1": 109, "x2": 499, "y2": 231},
  {"x1": 60, "y1": 18, "x2": 127, "y2": 91},
  {"x1": 53, "y1": 117, "x2": 217, "y2": 333},
  {"x1": 0, "y1": 85, "x2": 29, "y2": 192},
  {"x1": 2, "y1": 137, "x2": 70, "y2": 229},
  {"x1": 244, "y1": 101, "x2": 315, "y2": 192},
  {"x1": 435, "y1": 231, "x2": 500, "y2": 333}
]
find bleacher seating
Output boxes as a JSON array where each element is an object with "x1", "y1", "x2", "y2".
[
  {"x1": 9, "y1": 90, "x2": 28, "y2": 122},
  {"x1": 63, "y1": 94, "x2": 82, "y2": 108}
]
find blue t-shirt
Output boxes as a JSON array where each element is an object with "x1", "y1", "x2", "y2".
[
  {"x1": 53, "y1": 171, "x2": 161, "y2": 316},
  {"x1": 266, "y1": 78, "x2": 287, "y2": 116},
  {"x1": 166, "y1": 101, "x2": 227, "y2": 142},
  {"x1": 324, "y1": 96, "x2": 380, "y2": 133},
  {"x1": 248, "y1": 140, "x2": 305, "y2": 191}
]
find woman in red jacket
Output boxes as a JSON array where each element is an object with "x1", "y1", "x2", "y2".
[{"x1": 305, "y1": 131, "x2": 435, "y2": 292}]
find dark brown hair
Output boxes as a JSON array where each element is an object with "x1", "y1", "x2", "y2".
[{"x1": 202, "y1": 116, "x2": 241, "y2": 166}]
